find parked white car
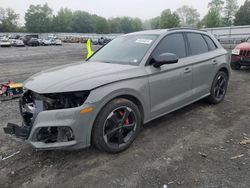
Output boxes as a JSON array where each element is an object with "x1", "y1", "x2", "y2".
[
  {"x1": 0, "y1": 39, "x2": 11, "y2": 47},
  {"x1": 50, "y1": 38, "x2": 62, "y2": 45},
  {"x1": 13, "y1": 39, "x2": 25, "y2": 47},
  {"x1": 42, "y1": 39, "x2": 52, "y2": 46},
  {"x1": 54, "y1": 38, "x2": 62, "y2": 45}
]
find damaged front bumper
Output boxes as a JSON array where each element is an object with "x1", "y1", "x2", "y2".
[
  {"x1": 4, "y1": 90, "x2": 95, "y2": 150},
  {"x1": 4, "y1": 123, "x2": 30, "y2": 138}
]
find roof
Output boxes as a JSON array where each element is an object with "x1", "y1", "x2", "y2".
[
  {"x1": 126, "y1": 28, "x2": 206, "y2": 36},
  {"x1": 126, "y1": 29, "x2": 168, "y2": 36}
]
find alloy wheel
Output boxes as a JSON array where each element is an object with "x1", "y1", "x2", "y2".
[
  {"x1": 103, "y1": 106, "x2": 137, "y2": 148},
  {"x1": 214, "y1": 75, "x2": 227, "y2": 100}
]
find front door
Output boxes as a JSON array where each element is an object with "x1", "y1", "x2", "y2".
[{"x1": 146, "y1": 33, "x2": 193, "y2": 118}]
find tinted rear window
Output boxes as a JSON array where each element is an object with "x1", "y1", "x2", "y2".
[
  {"x1": 203, "y1": 35, "x2": 217, "y2": 50},
  {"x1": 187, "y1": 33, "x2": 209, "y2": 55}
]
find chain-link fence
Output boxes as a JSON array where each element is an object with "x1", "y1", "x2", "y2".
[
  {"x1": 204, "y1": 25, "x2": 250, "y2": 49},
  {"x1": 1, "y1": 25, "x2": 250, "y2": 48}
]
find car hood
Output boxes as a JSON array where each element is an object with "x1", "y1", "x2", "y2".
[
  {"x1": 236, "y1": 42, "x2": 250, "y2": 49},
  {"x1": 24, "y1": 61, "x2": 146, "y2": 93}
]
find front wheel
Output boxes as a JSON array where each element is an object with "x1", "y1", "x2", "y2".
[
  {"x1": 92, "y1": 98, "x2": 141, "y2": 153},
  {"x1": 206, "y1": 71, "x2": 229, "y2": 104}
]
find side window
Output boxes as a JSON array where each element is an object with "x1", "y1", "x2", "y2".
[
  {"x1": 187, "y1": 33, "x2": 209, "y2": 55},
  {"x1": 153, "y1": 33, "x2": 186, "y2": 59},
  {"x1": 203, "y1": 35, "x2": 217, "y2": 51}
]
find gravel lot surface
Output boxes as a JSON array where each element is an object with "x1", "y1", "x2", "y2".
[{"x1": 0, "y1": 44, "x2": 249, "y2": 188}]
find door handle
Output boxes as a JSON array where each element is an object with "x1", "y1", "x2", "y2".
[{"x1": 184, "y1": 67, "x2": 191, "y2": 73}]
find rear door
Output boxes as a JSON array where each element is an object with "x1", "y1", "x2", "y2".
[
  {"x1": 147, "y1": 32, "x2": 193, "y2": 118},
  {"x1": 185, "y1": 32, "x2": 217, "y2": 99}
]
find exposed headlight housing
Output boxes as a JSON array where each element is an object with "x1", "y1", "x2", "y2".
[
  {"x1": 232, "y1": 48, "x2": 240, "y2": 55},
  {"x1": 32, "y1": 91, "x2": 90, "y2": 110}
]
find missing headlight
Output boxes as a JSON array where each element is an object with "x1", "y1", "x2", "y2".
[{"x1": 33, "y1": 91, "x2": 90, "y2": 110}]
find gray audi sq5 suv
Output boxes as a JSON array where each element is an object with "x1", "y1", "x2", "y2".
[{"x1": 4, "y1": 28, "x2": 230, "y2": 153}]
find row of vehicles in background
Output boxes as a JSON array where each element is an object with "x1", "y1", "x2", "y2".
[{"x1": 0, "y1": 35, "x2": 62, "y2": 47}]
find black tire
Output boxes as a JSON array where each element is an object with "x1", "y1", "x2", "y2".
[
  {"x1": 92, "y1": 98, "x2": 141, "y2": 153},
  {"x1": 230, "y1": 61, "x2": 241, "y2": 70},
  {"x1": 206, "y1": 71, "x2": 229, "y2": 104}
]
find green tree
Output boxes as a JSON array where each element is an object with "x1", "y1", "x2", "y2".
[
  {"x1": 25, "y1": 3, "x2": 53, "y2": 32},
  {"x1": 72, "y1": 11, "x2": 94, "y2": 33},
  {"x1": 118, "y1": 17, "x2": 143, "y2": 33},
  {"x1": 234, "y1": 0, "x2": 250, "y2": 25},
  {"x1": 202, "y1": 8, "x2": 221, "y2": 27},
  {"x1": 0, "y1": 8, "x2": 19, "y2": 32},
  {"x1": 160, "y1": 9, "x2": 180, "y2": 28},
  {"x1": 108, "y1": 18, "x2": 122, "y2": 33},
  {"x1": 92, "y1": 15, "x2": 109, "y2": 33},
  {"x1": 150, "y1": 16, "x2": 160, "y2": 29},
  {"x1": 201, "y1": 0, "x2": 225, "y2": 28},
  {"x1": 223, "y1": 0, "x2": 238, "y2": 26},
  {"x1": 176, "y1": 5, "x2": 200, "y2": 26},
  {"x1": 52, "y1": 8, "x2": 73, "y2": 32},
  {"x1": 120, "y1": 17, "x2": 134, "y2": 33},
  {"x1": 131, "y1": 18, "x2": 143, "y2": 31},
  {"x1": 208, "y1": 0, "x2": 225, "y2": 11}
]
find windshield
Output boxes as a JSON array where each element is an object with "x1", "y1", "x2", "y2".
[
  {"x1": 89, "y1": 34, "x2": 158, "y2": 64},
  {"x1": 247, "y1": 37, "x2": 250, "y2": 42}
]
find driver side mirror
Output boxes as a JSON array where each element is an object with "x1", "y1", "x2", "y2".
[{"x1": 151, "y1": 53, "x2": 178, "y2": 68}]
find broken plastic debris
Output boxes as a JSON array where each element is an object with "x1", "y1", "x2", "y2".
[
  {"x1": 239, "y1": 139, "x2": 250, "y2": 145},
  {"x1": 2, "y1": 151, "x2": 20, "y2": 161},
  {"x1": 231, "y1": 154, "x2": 244, "y2": 160},
  {"x1": 168, "y1": 181, "x2": 174, "y2": 185},
  {"x1": 198, "y1": 152, "x2": 207, "y2": 158}
]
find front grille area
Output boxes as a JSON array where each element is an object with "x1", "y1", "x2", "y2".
[
  {"x1": 240, "y1": 50, "x2": 250, "y2": 57},
  {"x1": 19, "y1": 90, "x2": 40, "y2": 127}
]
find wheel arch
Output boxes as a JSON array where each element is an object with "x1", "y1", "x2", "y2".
[
  {"x1": 218, "y1": 67, "x2": 230, "y2": 78},
  {"x1": 112, "y1": 94, "x2": 145, "y2": 122},
  {"x1": 86, "y1": 85, "x2": 149, "y2": 146}
]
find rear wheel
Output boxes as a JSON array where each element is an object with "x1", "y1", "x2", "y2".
[
  {"x1": 92, "y1": 98, "x2": 141, "y2": 153},
  {"x1": 230, "y1": 61, "x2": 241, "y2": 70},
  {"x1": 206, "y1": 71, "x2": 228, "y2": 104}
]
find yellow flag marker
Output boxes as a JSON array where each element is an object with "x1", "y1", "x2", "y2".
[{"x1": 86, "y1": 38, "x2": 94, "y2": 59}]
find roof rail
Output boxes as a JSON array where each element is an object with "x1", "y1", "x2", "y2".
[{"x1": 168, "y1": 27, "x2": 206, "y2": 32}]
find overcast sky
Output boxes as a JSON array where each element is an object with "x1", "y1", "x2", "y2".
[{"x1": 0, "y1": 0, "x2": 246, "y2": 24}]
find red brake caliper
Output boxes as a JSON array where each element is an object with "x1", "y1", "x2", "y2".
[{"x1": 118, "y1": 111, "x2": 129, "y2": 125}]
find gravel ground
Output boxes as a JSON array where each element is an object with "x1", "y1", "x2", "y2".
[{"x1": 0, "y1": 44, "x2": 249, "y2": 188}]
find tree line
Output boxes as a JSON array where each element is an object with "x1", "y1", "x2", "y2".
[{"x1": 0, "y1": 0, "x2": 250, "y2": 33}]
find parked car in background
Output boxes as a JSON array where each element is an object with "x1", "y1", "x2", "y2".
[
  {"x1": 98, "y1": 37, "x2": 111, "y2": 45},
  {"x1": 42, "y1": 38, "x2": 52, "y2": 46},
  {"x1": 51, "y1": 38, "x2": 62, "y2": 45},
  {"x1": 9, "y1": 38, "x2": 16, "y2": 46},
  {"x1": 0, "y1": 38, "x2": 11, "y2": 47},
  {"x1": 13, "y1": 39, "x2": 25, "y2": 47},
  {"x1": 23, "y1": 35, "x2": 39, "y2": 46},
  {"x1": 37, "y1": 39, "x2": 43, "y2": 45},
  {"x1": 231, "y1": 37, "x2": 250, "y2": 70},
  {"x1": 92, "y1": 38, "x2": 99, "y2": 45},
  {"x1": 4, "y1": 29, "x2": 230, "y2": 153},
  {"x1": 27, "y1": 38, "x2": 40, "y2": 46}
]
